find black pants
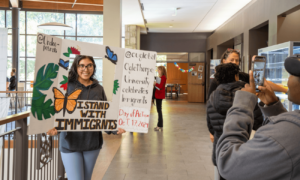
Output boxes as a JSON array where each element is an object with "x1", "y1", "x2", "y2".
[{"x1": 156, "y1": 99, "x2": 163, "y2": 127}]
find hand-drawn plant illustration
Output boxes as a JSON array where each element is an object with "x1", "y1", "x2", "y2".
[
  {"x1": 31, "y1": 63, "x2": 59, "y2": 120},
  {"x1": 60, "y1": 75, "x2": 68, "y2": 90},
  {"x1": 113, "y1": 80, "x2": 119, "y2": 94},
  {"x1": 63, "y1": 47, "x2": 80, "y2": 57}
]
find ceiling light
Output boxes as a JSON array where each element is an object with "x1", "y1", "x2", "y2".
[
  {"x1": 169, "y1": 25, "x2": 173, "y2": 28},
  {"x1": 38, "y1": 22, "x2": 73, "y2": 30},
  {"x1": 172, "y1": 8, "x2": 179, "y2": 16}
]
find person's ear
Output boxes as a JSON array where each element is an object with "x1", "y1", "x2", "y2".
[{"x1": 222, "y1": 59, "x2": 226, "y2": 63}]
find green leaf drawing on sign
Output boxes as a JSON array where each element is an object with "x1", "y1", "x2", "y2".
[
  {"x1": 31, "y1": 95, "x2": 55, "y2": 120},
  {"x1": 31, "y1": 63, "x2": 59, "y2": 120},
  {"x1": 63, "y1": 53, "x2": 70, "y2": 57},
  {"x1": 68, "y1": 47, "x2": 72, "y2": 54},
  {"x1": 113, "y1": 80, "x2": 119, "y2": 94},
  {"x1": 60, "y1": 75, "x2": 68, "y2": 84},
  {"x1": 33, "y1": 63, "x2": 59, "y2": 100}
]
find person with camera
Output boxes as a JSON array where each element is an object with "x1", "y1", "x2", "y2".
[{"x1": 215, "y1": 55, "x2": 300, "y2": 180}]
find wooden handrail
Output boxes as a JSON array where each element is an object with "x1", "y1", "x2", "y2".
[
  {"x1": 0, "y1": 91, "x2": 33, "y2": 93},
  {"x1": 0, "y1": 111, "x2": 30, "y2": 125}
]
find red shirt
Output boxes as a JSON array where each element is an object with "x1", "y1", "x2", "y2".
[{"x1": 155, "y1": 75, "x2": 166, "y2": 99}]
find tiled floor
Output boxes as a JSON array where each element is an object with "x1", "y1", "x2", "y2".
[{"x1": 102, "y1": 95, "x2": 214, "y2": 180}]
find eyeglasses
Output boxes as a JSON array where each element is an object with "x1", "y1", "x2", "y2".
[{"x1": 78, "y1": 64, "x2": 94, "y2": 70}]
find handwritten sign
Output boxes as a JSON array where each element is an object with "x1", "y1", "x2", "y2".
[{"x1": 118, "y1": 49, "x2": 156, "y2": 133}]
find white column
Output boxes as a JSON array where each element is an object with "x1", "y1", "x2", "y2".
[{"x1": 103, "y1": 0, "x2": 122, "y2": 101}]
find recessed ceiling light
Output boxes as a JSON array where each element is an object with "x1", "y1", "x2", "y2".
[{"x1": 172, "y1": 7, "x2": 177, "y2": 16}]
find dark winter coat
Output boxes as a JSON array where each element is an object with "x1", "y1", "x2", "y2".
[
  {"x1": 206, "y1": 81, "x2": 263, "y2": 165},
  {"x1": 9, "y1": 76, "x2": 16, "y2": 90},
  {"x1": 59, "y1": 79, "x2": 116, "y2": 153}
]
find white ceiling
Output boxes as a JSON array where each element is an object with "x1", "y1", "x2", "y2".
[
  {"x1": 123, "y1": 0, "x2": 252, "y2": 33},
  {"x1": 122, "y1": 0, "x2": 147, "y2": 33}
]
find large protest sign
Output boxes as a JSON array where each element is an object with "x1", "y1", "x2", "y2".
[
  {"x1": 28, "y1": 33, "x2": 156, "y2": 135},
  {"x1": 118, "y1": 50, "x2": 156, "y2": 133}
]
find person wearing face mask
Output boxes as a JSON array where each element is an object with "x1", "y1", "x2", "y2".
[
  {"x1": 215, "y1": 54, "x2": 300, "y2": 180},
  {"x1": 47, "y1": 55, "x2": 126, "y2": 180}
]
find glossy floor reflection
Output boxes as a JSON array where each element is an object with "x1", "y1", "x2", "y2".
[{"x1": 103, "y1": 95, "x2": 214, "y2": 180}]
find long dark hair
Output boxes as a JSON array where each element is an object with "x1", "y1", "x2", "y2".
[
  {"x1": 220, "y1": 49, "x2": 241, "y2": 63},
  {"x1": 68, "y1": 55, "x2": 97, "y2": 82}
]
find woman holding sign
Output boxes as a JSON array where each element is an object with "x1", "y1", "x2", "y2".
[
  {"x1": 47, "y1": 55, "x2": 126, "y2": 180},
  {"x1": 154, "y1": 66, "x2": 167, "y2": 131}
]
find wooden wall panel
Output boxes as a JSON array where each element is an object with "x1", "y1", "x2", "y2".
[
  {"x1": 23, "y1": 0, "x2": 103, "y2": 4},
  {"x1": 0, "y1": 1, "x2": 9, "y2": 7},
  {"x1": 22, "y1": 1, "x2": 103, "y2": 12},
  {"x1": 166, "y1": 63, "x2": 188, "y2": 93}
]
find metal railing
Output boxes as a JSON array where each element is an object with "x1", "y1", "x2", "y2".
[{"x1": 0, "y1": 91, "x2": 65, "y2": 180}]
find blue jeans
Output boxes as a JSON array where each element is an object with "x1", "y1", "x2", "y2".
[{"x1": 61, "y1": 148, "x2": 100, "y2": 180}]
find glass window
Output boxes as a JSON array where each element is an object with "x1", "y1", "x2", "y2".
[
  {"x1": 65, "y1": 37, "x2": 76, "y2": 40},
  {"x1": 27, "y1": 12, "x2": 64, "y2": 35},
  {"x1": 77, "y1": 37, "x2": 103, "y2": 45},
  {"x1": 94, "y1": 58, "x2": 103, "y2": 82},
  {"x1": 14, "y1": 11, "x2": 104, "y2": 92},
  {"x1": 7, "y1": 58, "x2": 12, "y2": 77},
  {"x1": 19, "y1": 58, "x2": 25, "y2": 81},
  {"x1": 0, "y1": 10, "x2": 4, "y2": 28},
  {"x1": 20, "y1": 11, "x2": 25, "y2": 34},
  {"x1": 6, "y1": 10, "x2": 12, "y2": 33},
  {"x1": 77, "y1": 14, "x2": 103, "y2": 36},
  {"x1": 27, "y1": 58, "x2": 35, "y2": 81},
  {"x1": 27, "y1": 35, "x2": 37, "y2": 57},
  {"x1": 20, "y1": 35, "x2": 26, "y2": 57},
  {"x1": 66, "y1": 14, "x2": 76, "y2": 36}
]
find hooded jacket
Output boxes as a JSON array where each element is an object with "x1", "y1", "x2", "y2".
[
  {"x1": 216, "y1": 91, "x2": 300, "y2": 180},
  {"x1": 206, "y1": 81, "x2": 263, "y2": 165},
  {"x1": 59, "y1": 79, "x2": 114, "y2": 153}
]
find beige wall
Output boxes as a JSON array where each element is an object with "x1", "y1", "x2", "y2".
[
  {"x1": 207, "y1": 0, "x2": 300, "y2": 71},
  {"x1": 277, "y1": 9, "x2": 300, "y2": 43}
]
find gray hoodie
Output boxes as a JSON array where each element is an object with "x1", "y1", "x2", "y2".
[
  {"x1": 59, "y1": 79, "x2": 115, "y2": 153},
  {"x1": 207, "y1": 81, "x2": 263, "y2": 165},
  {"x1": 216, "y1": 90, "x2": 300, "y2": 180}
]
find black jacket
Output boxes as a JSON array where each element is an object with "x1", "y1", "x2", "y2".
[
  {"x1": 59, "y1": 79, "x2": 116, "y2": 153},
  {"x1": 9, "y1": 76, "x2": 16, "y2": 90},
  {"x1": 206, "y1": 81, "x2": 263, "y2": 165}
]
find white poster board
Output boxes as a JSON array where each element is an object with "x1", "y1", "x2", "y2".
[
  {"x1": 28, "y1": 33, "x2": 156, "y2": 135},
  {"x1": 0, "y1": 28, "x2": 8, "y2": 96}
]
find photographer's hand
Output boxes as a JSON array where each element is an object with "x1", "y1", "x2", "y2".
[
  {"x1": 241, "y1": 70, "x2": 256, "y2": 94},
  {"x1": 257, "y1": 79, "x2": 278, "y2": 106}
]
